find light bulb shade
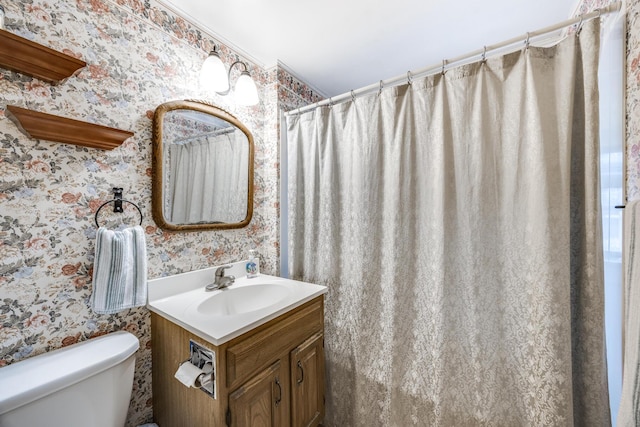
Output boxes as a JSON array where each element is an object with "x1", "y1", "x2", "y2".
[
  {"x1": 200, "y1": 51, "x2": 229, "y2": 93},
  {"x1": 234, "y1": 71, "x2": 259, "y2": 105}
]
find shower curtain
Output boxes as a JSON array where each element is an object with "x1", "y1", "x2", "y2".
[{"x1": 287, "y1": 19, "x2": 609, "y2": 426}]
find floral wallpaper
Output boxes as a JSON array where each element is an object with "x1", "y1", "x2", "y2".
[
  {"x1": 625, "y1": 0, "x2": 640, "y2": 199},
  {"x1": 0, "y1": 0, "x2": 318, "y2": 425},
  {"x1": 277, "y1": 67, "x2": 324, "y2": 112}
]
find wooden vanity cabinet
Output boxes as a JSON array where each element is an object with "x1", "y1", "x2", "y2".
[{"x1": 152, "y1": 296, "x2": 325, "y2": 427}]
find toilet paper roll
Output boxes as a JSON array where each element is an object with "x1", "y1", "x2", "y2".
[{"x1": 174, "y1": 362, "x2": 205, "y2": 388}]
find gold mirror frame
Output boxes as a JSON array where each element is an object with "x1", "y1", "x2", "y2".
[{"x1": 152, "y1": 100, "x2": 254, "y2": 231}]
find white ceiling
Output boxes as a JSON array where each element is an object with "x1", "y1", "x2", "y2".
[{"x1": 161, "y1": 0, "x2": 579, "y2": 97}]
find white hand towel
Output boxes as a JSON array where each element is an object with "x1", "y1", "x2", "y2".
[{"x1": 91, "y1": 225, "x2": 147, "y2": 314}]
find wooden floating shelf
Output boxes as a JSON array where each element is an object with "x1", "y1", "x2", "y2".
[
  {"x1": 0, "y1": 29, "x2": 86, "y2": 84},
  {"x1": 5, "y1": 105, "x2": 134, "y2": 150}
]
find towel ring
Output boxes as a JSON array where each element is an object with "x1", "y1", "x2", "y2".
[{"x1": 94, "y1": 187, "x2": 143, "y2": 228}]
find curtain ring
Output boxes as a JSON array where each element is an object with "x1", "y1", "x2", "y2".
[
  {"x1": 351, "y1": 90, "x2": 356, "y2": 102},
  {"x1": 441, "y1": 59, "x2": 447, "y2": 75},
  {"x1": 481, "y1": 46, "x2": 487, "y2": 63},
  {"x1": 378, "y1": 80, "x2": 384, "y2": 95},
  {"x1": 328, "y1": 97, "x2": 333, "y2": 108},
  {"x1": 407, "y1": 71, "x2": 413, "y2": 85},
  {"x1": 524, "y1": 32, "x2": 531, "y2": 49},
  {"x1": 576, "y1": 16, "x2": 584, "y2": 35}
]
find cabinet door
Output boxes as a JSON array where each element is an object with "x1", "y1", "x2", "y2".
[
  {"x1": 290, "y1": 332, "x2": 325, "y2": 427},
  {"x1": 229, "y1": 360, "x2": 288, "y2": 427}
]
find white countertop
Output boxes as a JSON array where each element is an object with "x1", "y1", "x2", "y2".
[{"x1": 147, "y1": 262, "x2": 327, "y2": 346}]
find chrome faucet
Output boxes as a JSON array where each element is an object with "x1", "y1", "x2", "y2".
[{"x1": 206, "y1": 265, "x2": 235, "y2": 291}]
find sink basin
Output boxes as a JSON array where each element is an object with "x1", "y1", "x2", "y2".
[
  {"x1": 197, "y1": 284, "x2": 291, "y2": 316},
  {"x1": 148, "y1": 265, "x2": 327, "y2": 345}
]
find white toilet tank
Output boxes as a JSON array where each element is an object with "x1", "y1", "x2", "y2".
[{"x1": 0, "y1": 330, "x2": 139, "y2": 427}]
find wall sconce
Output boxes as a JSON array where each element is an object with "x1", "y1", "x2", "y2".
[{"x1": 200, "y1": 46, "x2": 259, "y2": 106}]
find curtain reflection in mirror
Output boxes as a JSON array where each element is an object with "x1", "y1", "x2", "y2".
[{"x1": 165, "y1": 129, "x2": 249, "y2": 223}]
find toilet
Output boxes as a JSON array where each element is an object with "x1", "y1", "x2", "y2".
[{"x1": 0, "y1": 330, "x2": 139, "y2": 427}]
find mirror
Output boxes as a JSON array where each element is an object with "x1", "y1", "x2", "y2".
[{"x1": 152, "y1": 100, "x2": 254, "y2": 231}]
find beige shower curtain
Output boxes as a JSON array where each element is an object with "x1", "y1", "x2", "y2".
[{"x1": 287, "y1": 19, "x2": 609, "y2": 426}]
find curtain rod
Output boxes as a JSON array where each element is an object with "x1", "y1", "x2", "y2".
[
  {"x1": 175, "y1": 126, "x2": 236, "y2": 144},
  {"x1": 285, "y1": 2, "x2": 622, "y2": 117}
]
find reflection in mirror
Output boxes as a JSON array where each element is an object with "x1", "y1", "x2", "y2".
[
  {"x1": 164, "y1": 110, "x2": 249, "y2": 223},
  {"x1": 152, "y1": 100, "x2": 254, "y2": 231}
]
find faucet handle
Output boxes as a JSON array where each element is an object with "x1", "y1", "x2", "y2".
[{"x1": 215, "y1": 265, "x2": 232, "y2": 277}]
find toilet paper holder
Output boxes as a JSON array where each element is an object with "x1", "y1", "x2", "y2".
[
  {"x1": 178, "y1": 359, "x2": 214, "y2": 389},
  {"x1": 182, "y1": 340, "x2": 216, "y2": 398}
]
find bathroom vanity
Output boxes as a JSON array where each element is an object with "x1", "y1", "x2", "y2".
[{"x1": 147, "y1": 264, "x2": 327, "y2": 427}]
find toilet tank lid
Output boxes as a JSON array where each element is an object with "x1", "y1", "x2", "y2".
[{"x1": 0, "y1": 331, "x2": 139, "y2": 415}]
